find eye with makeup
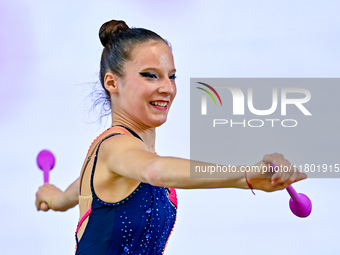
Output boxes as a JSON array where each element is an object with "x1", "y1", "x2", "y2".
[
  {"x1": 139, "y1": 72, "x2": 158, "y2": 79},
  {"x1": 169, "y1": 74, "x2": 177, "y2": 80}
]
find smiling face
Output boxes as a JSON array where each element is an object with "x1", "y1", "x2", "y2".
[{"x1": 108, "y1": 40, "x2": 177, "y2": 128}]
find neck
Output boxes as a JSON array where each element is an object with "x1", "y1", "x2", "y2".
[{"x1": 111, "y1": 113, "x2": 156, "y2": 153}]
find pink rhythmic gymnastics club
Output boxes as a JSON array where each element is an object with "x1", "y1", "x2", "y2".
[
  {"x1": 270, "y1": 162, "x2": 312, "y2": 218},
  {"x1": 37, "y1": 150, "x2": 55, "y2": 183}
]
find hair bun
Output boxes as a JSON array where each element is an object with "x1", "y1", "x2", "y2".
[{"x1": 99, "y1": 20, "x2": 130, "y2": 47}]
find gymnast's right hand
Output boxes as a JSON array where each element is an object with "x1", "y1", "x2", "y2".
[{"x1": 35, "y1": 183, "x2": 63, "y2": 211}]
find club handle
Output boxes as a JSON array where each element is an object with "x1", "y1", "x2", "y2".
[
  {"x1": 286, "y1": 185, "x2": 299, "y2": 203},
  {"x1": 43, "y1": 169, "x2": 49, "y2": 183}
]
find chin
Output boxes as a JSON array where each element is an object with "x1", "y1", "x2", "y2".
[{"x1": 150, "y1": 117, "x2": 168, "y2": 127}]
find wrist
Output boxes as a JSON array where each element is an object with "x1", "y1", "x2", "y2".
[
  {"x1": 244, "y1": 167, "x2": 255, "y2": 195},
  {"x1": 51, "y1": 192, "x2": 67, "y2": 211}
]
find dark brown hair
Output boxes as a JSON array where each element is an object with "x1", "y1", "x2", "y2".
[{"x1": 98, "y1": 20, "x2": 169, "y2": 111}]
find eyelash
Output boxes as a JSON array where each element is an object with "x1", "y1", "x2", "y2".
[
  {"x1": 139, "y1": 72, "x2": 177, "y2": 80},
  {"x1": 140, "y1": 72, "x2": 158, "y2": 79},
  {"x1": 169, "y1": 74, "x2": 177, "y2": 80}
]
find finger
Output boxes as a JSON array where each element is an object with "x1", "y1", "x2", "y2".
[
  {"x1": 286, "y1": 171, "x2": 299, "y2": 184},
  {"x1": 40, "y1": 202, "x2": 49, "y2": 211},
  {"x1": 271, "y1": 171, "x2": 290, "y2": 185},
  {"x1": 263, "y1": 154, "x2": 273, "y2": 164},
  {"x1": 271, "y1": 162, "x2": 292, "y2": 183},
  {"x1": 282, "y1": 169, "x2": 291, "y2": 182},
  {"x1": 274, "y1": 172, "x2": 293, "y2": 184},
  {"x1": 293, "y1": 173, "x2": 307, "y2": 183},
  {"x1": 271, "y1": 170, "x2": 284, "y2": 184},
  {"x1": 35, "y1": 192, "x2": 42, "y2": 211},
  {"x1": 274, "y1": 172, "x2": 306, "y2": 188},
  {"x1": 270, "y1": 182, "x2": 286, "y2": 191},
  {"x1": 282, "y1": 178, "x2": 295, "y2": 189},
  {"x1": 36, "y1": 200, "x2": 41, "y2": 211},
  {"x1": 271, "y1": 178, "x2": 284, "y2": 186}
]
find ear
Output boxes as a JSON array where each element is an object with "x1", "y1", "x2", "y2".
[{"x1": 104, "y1": 72, "x2": 120, "y2": 94}]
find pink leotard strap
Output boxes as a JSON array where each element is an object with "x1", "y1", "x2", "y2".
[{"x1": 76, "y1": 206, "x2": 92, "y2": 234}]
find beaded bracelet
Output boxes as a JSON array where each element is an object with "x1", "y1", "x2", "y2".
[{"x1": 245, "y1": 166, "x2": 255, "y2": 195}]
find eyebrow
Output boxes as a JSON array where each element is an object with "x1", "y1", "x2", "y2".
[{"x1": 140, "y1": 67, "x2": 176, "y2": 73}]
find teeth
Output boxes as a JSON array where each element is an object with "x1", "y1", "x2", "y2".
[{"x1": 151, "y1": 101, "x2": 168, "y2": 107}]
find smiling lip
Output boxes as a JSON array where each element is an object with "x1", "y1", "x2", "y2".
[{"x1": 149, "y1": 100, "x2": 169, "y2": 110}]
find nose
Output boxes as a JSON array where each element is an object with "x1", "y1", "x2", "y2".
[{"x1": 158, "y1": 77, "x2": 176, "y2": 96}]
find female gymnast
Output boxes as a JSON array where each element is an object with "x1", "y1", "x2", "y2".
[{"x1": 35, "y1": 19, "x2": 307, "y2": 254}]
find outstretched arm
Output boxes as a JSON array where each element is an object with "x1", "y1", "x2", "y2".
[
  {"x1": 100, "y1": 135, "x2": 307, "y2": 192},
  {"x1": 35, "y1": 177, "x2": 79, "y2": 211}
]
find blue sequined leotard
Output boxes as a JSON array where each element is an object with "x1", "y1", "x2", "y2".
[{"x1": 75, "y1": 126, "x2": 177, "y2": 255}]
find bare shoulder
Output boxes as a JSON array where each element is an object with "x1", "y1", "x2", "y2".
[{"x1": 98, "y1": 130, "x2": 157, "y2": 180}]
